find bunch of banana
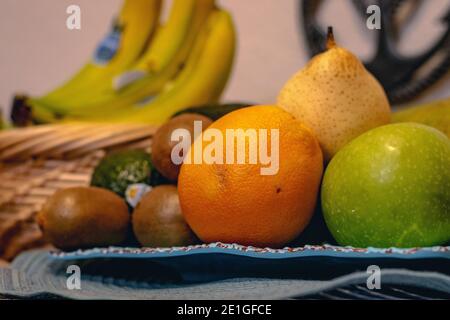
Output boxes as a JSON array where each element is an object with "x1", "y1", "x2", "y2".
[
  {"x1": 35, "y1": 0, "x2": 209, "y2": 113},
  {"x1": 76, "y1": 9, "x2": 236, "y2": 124},
  {"x1": 38, "y1": 0, "x2": 163, "y2": 107},
  {"x1": 17, "y1": 0, "x2": 236, "y2": 126}
]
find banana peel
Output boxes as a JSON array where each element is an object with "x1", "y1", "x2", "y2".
[{"x1": 393, "y1": 98, "x2": 450, "y2": 138}]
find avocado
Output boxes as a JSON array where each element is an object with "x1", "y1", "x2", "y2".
[
  {"x1": 172, "y1": 103, "x2": 254, "y2": 120},
  {"x1": 91, "y1": 150, "x2": 164, "y2": 198}
]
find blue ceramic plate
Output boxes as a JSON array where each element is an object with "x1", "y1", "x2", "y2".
[
  {"x1": 50, "y1": 242, "x2": 450, "y2": 260},
  {"x1": 49, "y1": 243, "x2": 450, "y2": 282}
]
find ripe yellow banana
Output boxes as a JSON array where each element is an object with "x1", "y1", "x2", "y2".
[
  {"x1": 47, "y1": 0, "x2": 200, "y2": 110},
  {"x1": 134, "y1": 0, "x2": 200, "y2": 74},
  {"x1": 70, "y1": 9, "x2": 236, "y2": 125},
  {"x1": 30, "y1": 0, "x2": 215, "y2": 119},
  {"x1": 34, "y1": 0, "x2": 162, "y2": 107}
]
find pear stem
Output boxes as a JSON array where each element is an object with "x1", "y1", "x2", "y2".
[{"x1": 326, "y1": 26, "x2": 336, "y2": 49}]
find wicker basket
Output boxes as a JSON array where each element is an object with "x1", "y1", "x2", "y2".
[{"x1": 0, "y1": 123, "x2": 157, "y2": 260}]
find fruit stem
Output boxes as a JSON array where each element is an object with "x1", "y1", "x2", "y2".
[
  {"x1": 10, "y1": 95, "x2": 32, "y2": 127},
  {"x1": 326, "y1": 26, "x2": 336, "y2": 49}
]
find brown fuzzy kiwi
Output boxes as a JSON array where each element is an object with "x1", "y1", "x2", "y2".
[
  {"x1": 132, "y1": 185, "x2": 198, "y2": 247},
  {"x1": 37, "y1": 187, "x2": 130, "y2": 250}
]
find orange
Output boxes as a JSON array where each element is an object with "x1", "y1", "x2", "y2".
[{"x1": 178, "y1": 105, "x2": 323, "y2": 248}]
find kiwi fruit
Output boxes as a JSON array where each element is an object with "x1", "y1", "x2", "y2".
[
  {"x1": 132, "y1": 185, "x2": 198, "y2": 247},
  {"x1": 151, "y1": 113, "x2": 213, "y2": 181},
  {"x1": 37, "y1": 187, "x2": 130, "y2": 250}
]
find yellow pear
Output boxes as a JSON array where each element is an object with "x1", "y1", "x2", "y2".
[
  {"x1": 277, "y1": 28, "x2": 391, "y2": 161},
  {"x1": 393, "y1": 98, "x2": 450, "y2": 138}
]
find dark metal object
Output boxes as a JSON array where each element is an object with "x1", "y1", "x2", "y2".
[{"x1": 301, "y1": 0, "x2": 450, "y2": 104}]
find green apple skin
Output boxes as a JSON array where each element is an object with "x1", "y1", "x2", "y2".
[{"x1": 321, "y1": 123, "x2": 450, "y2": 248}]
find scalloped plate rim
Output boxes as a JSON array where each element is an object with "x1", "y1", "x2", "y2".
[{"x1": 48, "y1": 243, "x2": 450, "y2": 261}]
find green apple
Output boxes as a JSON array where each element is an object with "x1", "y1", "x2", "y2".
[{"x1": 321, "y1": 123, "x2": 450, "y2": 248}]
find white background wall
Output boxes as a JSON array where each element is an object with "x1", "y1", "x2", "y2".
[{"x1": 1, "y1": 0, "x2": 449, "y2": 118}]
